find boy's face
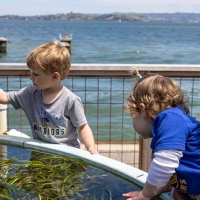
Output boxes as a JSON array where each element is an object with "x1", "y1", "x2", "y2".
[
  {"x1": 29, "y1": 64, "x2": 55, "y2": 90},
  {"x1": 132, "y1": 113, "x2": 152, "y2": 139}
]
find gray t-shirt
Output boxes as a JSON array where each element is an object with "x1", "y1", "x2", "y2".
[{"x1": 7, "y1": 86, "x2": 87, "y2": 148}]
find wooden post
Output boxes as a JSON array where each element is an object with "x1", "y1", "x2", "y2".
[
  {"x1": 0, "y1": 37, "x2": 8, "y2": 53},
  {"x1": 60, "y1": 32, "x2": 72, "y2": 54},
  {"x1": 139, "y1": 137, "x2": 152, "y2": 172}
]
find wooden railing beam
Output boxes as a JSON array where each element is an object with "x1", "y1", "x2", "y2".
[{"x1": 1, "y1": 63, "x2": 200, "y2": 77}]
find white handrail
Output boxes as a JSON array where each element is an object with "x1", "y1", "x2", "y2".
[
  {"x1": 0, "y1": 133, "x2": 173, "y2": 199},
  {"x1": 0, "y1": 104, "x2": 7, "y2": 163},
  {"x1": 0, "y1": 104, "x2": 7, "y2": 134}
]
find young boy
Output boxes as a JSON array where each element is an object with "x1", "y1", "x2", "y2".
[
  {"x1": 122, "y1": 67, "x2": 200, "y2": 200},
  {"x1": 0, "y1": 41, "x2": 97, "y2": 154}
]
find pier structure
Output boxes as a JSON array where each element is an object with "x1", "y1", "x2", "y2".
[
  {"x1": 0, "y1": 37, "x2": 9, "y2": 53},
  {"x1": 59, "y1": 32, "x2": 72, "y2": 54}
]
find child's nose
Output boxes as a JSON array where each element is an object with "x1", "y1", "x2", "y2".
[{"x1": 29, "y1": 74, "x2": 33, "y2": 80}]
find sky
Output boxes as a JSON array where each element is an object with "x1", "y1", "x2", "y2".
[{"x1": 1, "y1": 0, "x2": 200, "y2": 16}]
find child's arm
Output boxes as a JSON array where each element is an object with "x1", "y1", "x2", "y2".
[
  {"x1": 122, "y1": 182, "x2": 171, "y2": 200},
  {"x1": 77, "y1": 123, "x2": 98, "y2": 154},
  {"x1": 0, "y1": 89, "x2": 10, "y2": 104},
  {"x1": 123, "y1": 149, "x2": 182, "y2": 199}
]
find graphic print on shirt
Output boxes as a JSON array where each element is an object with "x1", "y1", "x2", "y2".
[
  {"x1": 33, "y1": 109, "x2": 66, "y2": 137},
  {"x1": 169, "y1": 173, "x2": 187, "y2": 193},
  {"x1": 152, "y1": 151, "x2": 188, "y2": 193}
]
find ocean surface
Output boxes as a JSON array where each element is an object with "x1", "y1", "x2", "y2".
[
  {"x1": 1, "y1": 20, "x2": 200, "y2": 140},
  {"x1": 1, "y1": 20, "x2": 200, "y2": 64}
]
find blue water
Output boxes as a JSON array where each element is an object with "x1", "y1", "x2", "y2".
[
  {"x1": 7, "y1": 146, "x2": 140, "y2": 199},
  {"x1": 1, "y1": 20, "x2": 200, "y2": 140},
  {"x1": 1, "y1": 20, "x2": 200, "y2": 64}
]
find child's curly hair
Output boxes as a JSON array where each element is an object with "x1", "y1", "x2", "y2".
[
  {"x1": 124, "y1": 67, "x2": 189, "y2": 122},
  {"x1": 26, "y1": 40, "x2": 71, "y2": 80}
]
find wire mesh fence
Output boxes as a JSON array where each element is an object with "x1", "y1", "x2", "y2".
[{"x1": 1, "y1": 64, "x2": 200, "y2": 169}]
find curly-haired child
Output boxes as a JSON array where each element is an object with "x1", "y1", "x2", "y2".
[{"x1": 122, "y1": 67, "x2": 200, "y2": 200}]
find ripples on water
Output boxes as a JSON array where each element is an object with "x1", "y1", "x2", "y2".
[
  {"x1": 1, "y1": 20, "x2": 200, "y2": 64},
  {"x1": 1, "y1": 20, "x2": 200, "y2": 140}
]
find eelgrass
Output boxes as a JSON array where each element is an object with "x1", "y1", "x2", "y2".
[
  {"x1": 0, "y1": 151, "x2": 162, "y2": 200},
  {"x1": 0, "y1": 151, "x2": 88, "y2": 199}
]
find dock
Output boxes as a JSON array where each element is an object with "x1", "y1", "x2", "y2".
[
  {"x1": 81, "y1": 143, "x2": 140, "y2": 168},
  {"x1": 59, "y1": 31, "x2": 72, "y2": 54},
  {"x1": 0, "y1": 37, "x2": 9, "y2": 53}
]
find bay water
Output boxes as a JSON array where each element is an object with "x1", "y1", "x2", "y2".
[
  {"x1": 1, "y1": 20, "x2": 200, "y2": 140},
  {"x1": 1, "y1": 20, "x2": 200, "y2": 64}
]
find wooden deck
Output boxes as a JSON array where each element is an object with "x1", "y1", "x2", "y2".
[{"x1": 81, "y1": 143, "x2": 140, "y2": 168}]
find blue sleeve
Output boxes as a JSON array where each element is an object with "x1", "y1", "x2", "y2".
[{"x1": 151, "y1": 112, "x2": 188, "y2": 152}]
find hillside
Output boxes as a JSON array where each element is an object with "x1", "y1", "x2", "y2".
[{"x1": 1, "y1": 12, "x2": 200, "y2": 22}]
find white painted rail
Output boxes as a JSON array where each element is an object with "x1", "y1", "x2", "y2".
[{"x1": 0, "y1": 133, "x2": 173, "y2": 199}]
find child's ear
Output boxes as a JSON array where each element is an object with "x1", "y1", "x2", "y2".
[
  {"x1": 139, "y1": 103, "x2": 146, "y2": 111},
  {"x1": 52, "y1": 72, "x2": 60, "y2": 80}
]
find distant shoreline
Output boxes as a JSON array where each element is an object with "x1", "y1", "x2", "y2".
[{"x1": 1, "y1": 12, "x2": 200, "y2": 23}]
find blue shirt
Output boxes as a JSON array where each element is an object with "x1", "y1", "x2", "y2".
[{"x1": 151, "y1": 107, "x2": 200, "y2": 194}]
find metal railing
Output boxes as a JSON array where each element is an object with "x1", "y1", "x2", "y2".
[{"x1": 1, "y1": 63, "x2": 200, "y2": 171}]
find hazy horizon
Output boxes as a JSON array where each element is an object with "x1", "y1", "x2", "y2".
[
  {"x1": 1, "y1": 11, "x2": 200, "y2": 17},
  {"x1": 1, "y1": 0, "x2": 200, "y2": 16}
]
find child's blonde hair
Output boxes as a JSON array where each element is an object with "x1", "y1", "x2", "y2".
[
  {"x1": 26, "y1": 40, "x2": 71, "y2": 80},
  {"x1": 125, "y1": 67, "x2": 189, "y2": 121}
]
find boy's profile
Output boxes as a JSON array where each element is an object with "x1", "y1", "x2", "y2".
[
  {"x1": 0, "y1": 40, "x2": 97, "y2": 154},
  {"x1": 122, "y1": 67, "x2": 200, "y2": 200}
]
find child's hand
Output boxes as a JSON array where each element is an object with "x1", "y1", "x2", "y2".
[
  {"x1": 122, "y1": 191, "x2": 150, "y2": 200},
  {"x1": 88, "y1": 146, "x2": 99, "y2": 154}
]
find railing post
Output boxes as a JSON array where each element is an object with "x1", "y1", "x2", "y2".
[
  {"x1": 0, "y1": 104, "x2": 7, "y2": 161},
  {"x1": 139, "y1": 138, "x2": 152, "y2": 172}
]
